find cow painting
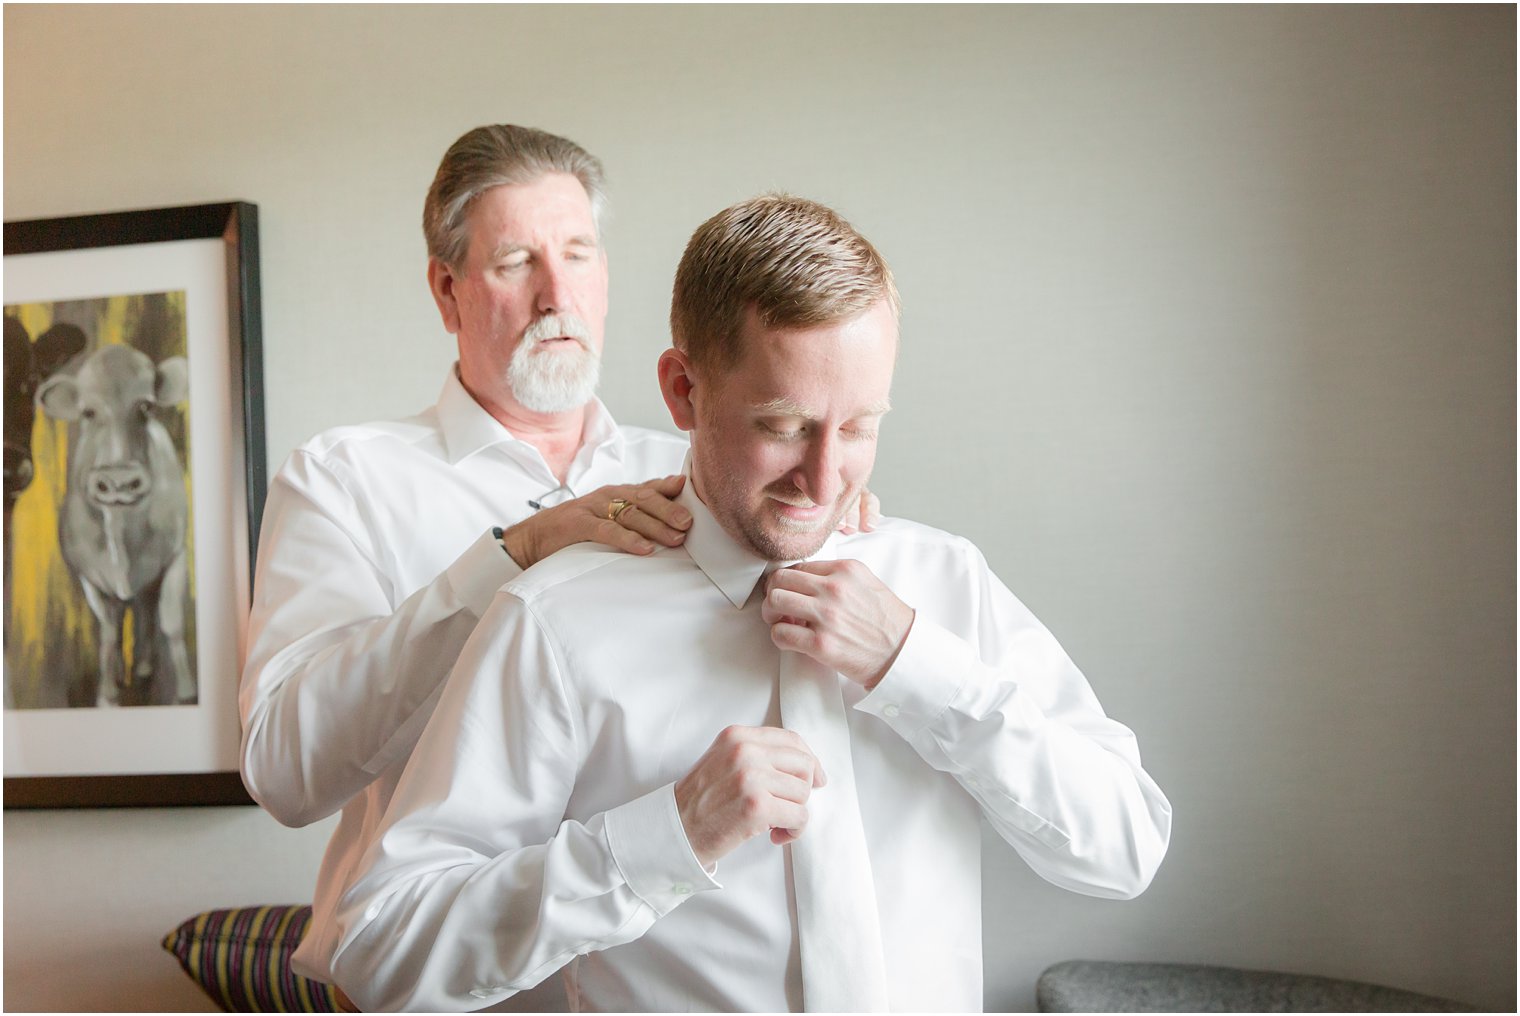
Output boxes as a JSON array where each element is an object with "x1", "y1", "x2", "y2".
[
  {"x1": 4, "y1": 317, "x2": 87, "y2": 647},
  {"x1": 36, "y1": 344, "x2": 196, "y2": 707},
  {"x1": 4, "y1": 318, "x2": 86, "y2": 509}
]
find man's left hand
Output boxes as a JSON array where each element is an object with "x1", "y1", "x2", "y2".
[
  {"x1": 762, "y1": 559, "x2": 914, "y2": 689},
  {"x1": 837, "y1": 489, "x2": 882, "y2": 535}
]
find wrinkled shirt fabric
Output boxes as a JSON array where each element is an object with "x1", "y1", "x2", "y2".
[
  {"x1": 238, "y1": 366, "x2": 688, "y2": 982},
  {"x1": 331, "y1": 479, "x2": 1172, "y2": 1012}
]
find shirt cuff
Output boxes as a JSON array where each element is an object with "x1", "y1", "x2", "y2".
[
  {"x1": 603, "y1": 782, "x2": 721, "y2": 916},
  {"x1": 443, "y1": 528, "x2": 525, "y2": 617},
  {"x1": 856, "y1": 617, "x2": 971, "y2": 739}
]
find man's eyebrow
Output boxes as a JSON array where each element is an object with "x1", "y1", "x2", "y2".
[{"x1": 752, "y1": 396, "x2": 892, "y2": 417}]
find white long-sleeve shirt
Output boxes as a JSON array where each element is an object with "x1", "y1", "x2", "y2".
[
  {"x1": 331, "y1": 479, "x2": 1172, "y2": 1012},
  {"x1": 238, "y1": 366, "x2": 688, "y2": 982}
]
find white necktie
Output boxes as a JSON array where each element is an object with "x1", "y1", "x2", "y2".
[{"x1": 779, "y1": 648, "x2": 890, "y2": 1012}]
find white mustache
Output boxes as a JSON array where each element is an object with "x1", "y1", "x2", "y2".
[{"x1": 521, "y1": 314, "x2": 593, "y2": 351}]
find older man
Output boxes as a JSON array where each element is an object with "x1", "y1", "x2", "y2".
[
  {"x1": 240, "y1": 127, "x2": 878, "y2": 988},
  {"x1": 330, "y1": 195, "x2": 1171, "y2": 1012}
]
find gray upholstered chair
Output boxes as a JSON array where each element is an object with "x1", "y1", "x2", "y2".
[{"x1": 1036, "y1": 960, "x2": 1478, "y2": 1013}]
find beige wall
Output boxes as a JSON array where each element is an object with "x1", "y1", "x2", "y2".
[{"x1": 4, "y1": 5, "x2": 1513, "y2": 1011}]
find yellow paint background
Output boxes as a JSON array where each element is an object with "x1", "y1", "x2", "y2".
[{"x1": 4, "y1": 293, "x2": 197, "y2": 709}]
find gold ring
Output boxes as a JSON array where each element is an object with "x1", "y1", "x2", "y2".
[{"x1": 608, "y1": 497, "x2": 634, "y2": 523}]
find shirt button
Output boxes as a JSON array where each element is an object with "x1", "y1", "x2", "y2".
[
  {"x1": 883, "y1": 703, "x2": 901, "y2": 718},
  {"x1": 672, "y1": 882, "x2": 693, "y2": 895}
]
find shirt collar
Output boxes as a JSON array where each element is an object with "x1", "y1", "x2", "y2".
[
  {"x1": 436, "y1": 364, "x2": 624, "y2": 467},
  {"x1": 676, "y1": 456, "x2": 839, "y2": 609},
  {"x1": 566, "y1": 396, "x2": 624, "y2": 475}
]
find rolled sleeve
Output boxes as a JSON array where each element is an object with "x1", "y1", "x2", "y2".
[{"x1": 604, "y1": 782, "x2": 722, "y2": 915}]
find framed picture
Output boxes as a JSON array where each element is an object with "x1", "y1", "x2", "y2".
[{"x1": 3, "y1": 202, "x2": 265, "y2": 808}]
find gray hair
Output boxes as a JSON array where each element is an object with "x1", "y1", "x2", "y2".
[{"x1": 423, "y1": 124, "x2": 608, "y2": 267}]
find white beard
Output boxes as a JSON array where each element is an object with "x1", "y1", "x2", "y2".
[{"x1": 507, "y1": 313, "x2": 602, "y2": 413}]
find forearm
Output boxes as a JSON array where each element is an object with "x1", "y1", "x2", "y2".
[
  {"x1": 331, "y1": 597, "x2": 714, "y2": 1012},
  {"x1": 331, "y1": 784, "x2": 710, "y2": 1012},
  {"x1": 239, "y1": 471, "x2": 519, "y2": 826},
  {"x1": 860, "y1": 618, "x2": 1172, "y2": 899},
  {"x1": 240, "y1": 548, "x2": 489, "y2": 824}
]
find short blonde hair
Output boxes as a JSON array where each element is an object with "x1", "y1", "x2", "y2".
[
  {"x1": 423, "y1": 124, "x2": 607, "y2": 268},
  {"x1": 670, "y1": 194, "x2": 898, "y2": 378}
]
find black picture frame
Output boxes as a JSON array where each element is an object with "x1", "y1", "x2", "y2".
[{"x1": 3, "y1": 202, "x2": 265, "y2": 808}]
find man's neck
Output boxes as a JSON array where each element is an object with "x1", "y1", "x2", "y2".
[{"x1": 459, "y1": 370, "x2": 589, "y2": 483}]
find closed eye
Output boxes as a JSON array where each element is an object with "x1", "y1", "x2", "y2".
[{"x1": 758, "y1": 421, "x2": 806, "y2": 440}]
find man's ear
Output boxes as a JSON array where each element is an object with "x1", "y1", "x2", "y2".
[
  {"x1": 657, "y1": 348, "x2": 699, "y2": 432},
  {"x1": 427, "y1": 258, "x2": 462, "y2": 335}
]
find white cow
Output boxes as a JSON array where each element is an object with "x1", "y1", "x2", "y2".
[{"x1": 38, "y1": 344, "x2": 194, "y2": 707}]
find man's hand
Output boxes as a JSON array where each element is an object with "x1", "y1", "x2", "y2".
[
  {"x1": 500, "y1": 474, "x2": 691, "y2": 569},
  {"x1": 674, "y1": 725, "x2": 826, "y2": 869},
  {"x1": 837, "y1": 488, "x2": 882, "y2": 535},
  {"x1": 762, "y1": 560, "x2": 915, "y2": 689}
]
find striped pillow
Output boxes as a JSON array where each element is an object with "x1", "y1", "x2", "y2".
[{"x1": 162, "y1": 904, "x2": 341, "y2": 1013}]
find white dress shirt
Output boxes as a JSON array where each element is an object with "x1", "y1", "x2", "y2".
[
  {"x1": 239, "y1": 366, "x2": 688, "y2": 982},
  {"x1": 330, "y1": 479, "x2": 1173, "y2": 1012}
]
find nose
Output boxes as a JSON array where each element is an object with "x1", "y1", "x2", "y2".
[
  {"x1": 86, "y1": 462, "x2": 152, "y2": 507},
  {"x1": 535, "y1": 259, "x2": 573, "y2": 316},
  {"x1": 792, "y1": 433, "x2": 845, "y2": 508}
]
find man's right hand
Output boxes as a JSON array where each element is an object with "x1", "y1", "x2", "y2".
[
  {"x1": 674, "y1": 725, "x2": 826, "y2": 869},
  {"x1": 500, "y1": 474, "x2": 692, "y2": 569}
]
